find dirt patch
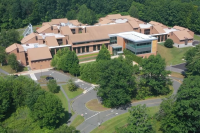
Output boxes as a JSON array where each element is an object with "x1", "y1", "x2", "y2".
[
  {"x1": 85, "y1": 99, "x2": 110, "y2": 112},
  {"x1": 98, "y1": 125, "x2": 105, "y2": 129}
]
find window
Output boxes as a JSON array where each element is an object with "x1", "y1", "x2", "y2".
[
  {"x1": 93, "y1": 45, "x2": 96, "y2": 51},
  {"x1": 144, "y1": 29, "x2": 150, "y2": 35},
  {"x1": 136, "y1": 50, "x2": 151, "y2": 55},
  {"x1": 77, "y1": 47, "x2": 81, "y2": 53},
  {"x1": 71, "y1": 29, "x2": 75, "y2": 34},
  {"x1": 86, "y1": 46, "x2": 89, "y2": 52},
  {"x1": 133, "y1": 28, "x2": 138, "y2": 30},
  {"x1": 97, "y1": 45, "x2": 100, "y2": 50},
  {"x1": 165, "y1": 35, "x2": 167, "y2": 40},
  {"x1": 82, "y1": 47, "x2": 85, "y2": 53},
  {"x1": 73, "y1": 48, "x2": 76, "y2": 52},
  {"x1": 57, "y1": 39, "x2": 63, "y2": 45},
  {"x1": 161, "y1": 35, "x2": 164, "y2": 42},
  {"x1": 110, "y1": 37, "x2": 117, "y2": 44},
  {"x1": 140, "y1": 29, "x2": 141, "y2": 33},
  {"x1": 79, "y1": 28, "x2": 82, "y2": 33}
]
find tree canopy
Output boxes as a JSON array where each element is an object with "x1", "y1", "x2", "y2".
[
  {"x1": 97, "y1": 57, "x2": 136, "y2": 107},
  {"x1": 159, "y1": 76, "x2": 200, "y2": 133},
  {"x1": 117, "y1": 105, "x2": 154, "y2": 133},
  {"x1": 47, "y1": 79, "x2": 60, "y2": 93},
  {"x1": 140, "y1": 54, "x2": 171, "y2": 96},
  {"x1": 96, "y1": 44, "x2": 111, "y2": 62},
  {"x1": 7, "y1": 53, "x2": 19, "y2": 72}
]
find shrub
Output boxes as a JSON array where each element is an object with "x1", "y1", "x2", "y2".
[
  {"x1": 67, "y1": 79, "x2": 77, "y2": 91},
  {"x1": 164, "y1": 39, "x2": 174, "y2": 48},
  {"x1": 47, "y1": 79, "x2": 60, "y2": 93}
]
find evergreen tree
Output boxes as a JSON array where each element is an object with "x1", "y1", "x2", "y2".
[
  {"x1": 96, "y1": 44, "x2": 111, "y2": 62},
  {"x1": 47, "y1": 79, "x2": 59, "y2": 93},
  {"x1": 0, "y1": 46, "x2": 6, "y2": 66}
]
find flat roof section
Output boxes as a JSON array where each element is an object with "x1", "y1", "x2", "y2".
[
  {"x1": 109, "y1": 31, "x2": 157, "y2": 42},
  {"x1": 163, "y1": 28, "x2": 178, "y2": 34},
  {"x1": 39, "y1": 33, "x2": 65, "y2": 39},
  {"x1": 139, "y1": 23, "x2": 152, "y2": 29},
  {"x1": 110, "y1": 44, "x2": 122, "y2": 48},
  {"x1": 21, "y1": 43, "x2": 47, "y2": 51}
]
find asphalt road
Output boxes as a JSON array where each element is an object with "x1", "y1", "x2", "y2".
[
  {"x1": 165, "y1": 63, "x2": 186, "y2": 73},
  {"x1": 73, "y1": 79, "x2": 181, "y2": 133},
  {"x1": 171, "y1": 63, "x2": 186, "y2": 70}
]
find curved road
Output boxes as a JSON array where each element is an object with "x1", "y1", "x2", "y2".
[{"x1": 73, "y1": 79, "x2": 181, "y2": 133}]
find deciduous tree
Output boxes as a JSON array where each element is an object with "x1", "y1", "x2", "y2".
[
  {"x1": 97, "y1": 57, "x2": 136, "y2": 107},
  {"x1": 7, "y1": 53, "x2": 19, "y2": 72},
  {"x1": 116, "y1": 105, "x2": 154, "y2": 133},
  {"x1": 140, "y1": 54, "x2": 171, "y2": 95},
  {"x1": 32, "y1": 92, "x2": 65, "y2": 129},
  {"x1": 0, "y1": 46, "x2": 6, "y2": 66}
]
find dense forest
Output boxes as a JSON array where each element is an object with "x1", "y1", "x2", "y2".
[{"x1": 1, "y1": 0, "x2": 200, "y2": 33}]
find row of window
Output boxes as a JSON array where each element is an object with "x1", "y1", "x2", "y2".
[
  {"x1": 137, "y1": 43, "x2": 151, "y2": 46},
  {"x1": 73, "y1": 46, "x2": 90, "y2": 53},
  {"x1": 74, "y1": 39, "x2": 110, "y2": 45},
  {"x1": 136, "y1": 50, "x2": 151, "y2": 55}
]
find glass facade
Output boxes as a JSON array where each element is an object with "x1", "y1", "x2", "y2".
[
  {"x1": 125, "y1": 39, "x2": 151, "y2": 55},
  {"x1": 110, "y1": 37, "x2": 117, "y2": 44},
  {"x1": 112, "y1": 47, "x2": 122, "y2": 56}
]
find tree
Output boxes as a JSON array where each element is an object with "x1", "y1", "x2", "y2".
[
  {"x1": 0, "y1": 76, "x2": 12, "y2": 121},
  {"x1": 96, "y1": 44, "x2": 111, "y2": 62},
  {"x1": 128, "y1": 5, "x2": 139, "y2": 18},
  {"x1": 7, "y1": 54, "x2": 19, "y2": 72},
  {"x1": 77, "y1": 4, "x2": 97, "y2": 25},
  {"x1": 185, "y1": 45, "x2": 200, "y2": 76},
  {"x1": 67, "y1": 79, "x2": 77, "y2": 92},
  {"x1": 97, "y1": 57, "x2": 136, "y2": 107},
  {"x1": 116, "y1": 105, "x2": 154, "y2": 133},
  {"x1": 164, "y1": 39, "x2": 174, "y2": 48},
  {"x1": 160, "y1": 76, "x2": 200, "y2": 133},
  {"x1": 140, "y1": 55, "x2": 171, "y2": 95},
  {"x1": 32, "y1": 92, "x2": 65, "y2": 129},
  {"x1": 0, "y1": 46, "x2": 6, "y2": 66},
  {"x1": 47, "y1": 79, "x2": 60, "y2": 93},
  {"x1": 0, "y1": 29, "x2": 20, "y2": 47},
  {"x1": 54, "y1": 125, "x2": 80, "y2": 133}
]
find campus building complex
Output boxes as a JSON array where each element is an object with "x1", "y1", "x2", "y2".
[{"x1": 6, "y1": 14, "x2": 194, "y2": 70}]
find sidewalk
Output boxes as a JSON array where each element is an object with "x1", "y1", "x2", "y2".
[{"x1": 15, "y1": 67, "x2": 53, "y2": 75}]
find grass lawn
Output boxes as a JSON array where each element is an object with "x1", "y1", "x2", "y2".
[
  {"x1": 62, "y1": 84, "x2": 84, "y2": 99},
  {"x1": 85, "y1": 99, "x2": 110, "y2": 111},
  {"x1": 170, "y1": 71, "x2": 185, "y2": 79},
  {"x1": 78, "y1": 53, "x2": 99, "y2": 58},
  {"x1": 0, "y1": 65, "x2": 28, "y2": 74},
  {"x1": 70, "y1": 115, "x2": 84, "y2": 127},
  {"x1": 0, "y1": 65, "x2": 16, "y2": 73},
  {"x1": 91, "y1": 106, "x2": 160, "y2": 133},
  {"x1": 79, "y1": 56, "x2": 97, "y2": 62},
  {"x1": 157, "y1": 44, "x2": 192, "y2": 65},
  {"x1": 41, "y1": 86, "x2": 68, "y2": 111},
  {"x1": 194, "y1": 34, "x2": 200, "y2": 41}
]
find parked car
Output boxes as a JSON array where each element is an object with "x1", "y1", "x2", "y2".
[{"x1": 46, "y1": 76, "x2": 54, "y2": 80}]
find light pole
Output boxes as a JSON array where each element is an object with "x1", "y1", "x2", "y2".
[{"x1": 40, "y1": 65, "x2": 42, "y2": 76}]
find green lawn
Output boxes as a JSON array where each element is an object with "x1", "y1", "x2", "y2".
[
  {"x1": 91, "y1": 106, "x2": 160, "y2": 133},
  {"x1": 157, "y1": 44, "x2": 192, "y2": 65},
  {"x1": 70, "y1": 115, "x2": 84, "y2": 127},
  {"x1": 41, "y1": 86, "x2": 68, "y2": 111},
  {"x1": 79, "y1": 56, "x2": 97, "y2": 62},
  {"x1": 62, "y1": 84, "x2": 84, "y2": 99},
  {"x1": 0, "y1": 65, "x2": 28, "y2": 74},
  {"x1": 78, "y1": 53, "x2": 98, "y2": 58},
  {"x1": 194, "y1": 34, "x2": 200, "y2": 41}
]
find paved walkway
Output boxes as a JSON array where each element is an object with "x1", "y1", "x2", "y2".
[{"x1": 0, "y1": 68, "x2": 9, "y2": 75}]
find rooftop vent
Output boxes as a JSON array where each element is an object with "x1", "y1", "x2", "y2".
[
  {"x1": 26, "y1": 44, "x2": 29, "y2": 46},
  {"x1": 43, "y1": 33, "x2": 45, "y2": 35},
  {"x1": 168, "y1": 27, "x2": 171, "y2": 29},
  {"x1": 144, "y1": 22, "x2": 147, "y2": 24}
]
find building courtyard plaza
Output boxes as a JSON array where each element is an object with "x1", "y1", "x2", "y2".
[{"x1": 5, "y1": 14, "x2": 194, "y2": 70}]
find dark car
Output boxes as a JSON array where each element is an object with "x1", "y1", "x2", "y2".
[
  {"x1": 13, "y1": 75, "x2": 19, "y2": 77},
  {"x1": 46, "y1": 76, "x2": 54, "y2": 80}
]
